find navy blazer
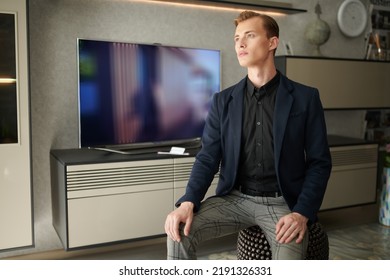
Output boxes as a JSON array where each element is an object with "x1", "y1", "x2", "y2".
[{"x1": 177, "y1": 73, "x2": 332, "y2": 223}]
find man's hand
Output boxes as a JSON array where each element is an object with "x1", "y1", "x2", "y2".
[
  {"x1": 275, "y1": 212, "x2": 308, "y2": 244},
  {"x1": 164, "y1": 202, "x2": 194, "y2": 242}
]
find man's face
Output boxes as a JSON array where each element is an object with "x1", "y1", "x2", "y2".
[{"x1": 234, "y1": 17, "x2": 277, "y2": 68}]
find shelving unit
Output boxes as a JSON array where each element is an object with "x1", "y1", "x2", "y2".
[
  {"x1": 368, "y1": 3, "x2": 390, "y2": 60},
  {"x1": 365, "y1": 109, "x2": 390, "y2": 145}
]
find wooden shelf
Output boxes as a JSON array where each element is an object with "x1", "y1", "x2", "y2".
[{"x1": 148, "y1": 0, "x2": 307, "y2": 14}]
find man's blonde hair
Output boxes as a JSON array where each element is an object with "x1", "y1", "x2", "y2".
[{"x1": 234, "y1": 11, "x2": 279, "y2": 39}]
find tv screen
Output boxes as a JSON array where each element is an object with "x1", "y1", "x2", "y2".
[{"x1": 78, "y1": 39, "x2": 221, "y2": 149}]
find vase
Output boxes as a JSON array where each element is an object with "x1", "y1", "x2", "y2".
[
  {"x1": 304, "y1": 2, "x2": 330, "y2": 56},
  {"x1": 379, "y1": 167, "x2": 390, "y2": 226}
]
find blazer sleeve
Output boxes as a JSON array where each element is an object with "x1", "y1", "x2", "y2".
[
  {"x1": 175, "y1": 92, "x2": 223, "y2": 212},
  {"x1": 292, "y1": 89, "x2": 332, "y2": 222}
]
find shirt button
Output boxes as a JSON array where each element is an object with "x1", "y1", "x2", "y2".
[
  {"x1": 257, "y1": 121, "x2": 261, "y2": 126},
  {"x1": 257, "y1": 142, "x2": 262, "y2": 146},
  {"x1": 257, "y1": 163, "x2": 262, "y2": 167}
]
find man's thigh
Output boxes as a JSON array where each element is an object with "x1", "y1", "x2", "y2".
[
  {"x1": 186, "y1": 191, "x2": 254, "y2": 242},
  {"x1": 253, "y1": 196, "x2": 308, "y2": 259}
]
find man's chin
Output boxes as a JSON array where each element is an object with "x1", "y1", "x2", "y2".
[{"x1": 238, "y1": 60, "x2": 248, "y2": 67}]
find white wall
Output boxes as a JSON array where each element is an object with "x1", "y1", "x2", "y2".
[{"x1": 0, "y1": 0, "x2": 372, "y2": 258}]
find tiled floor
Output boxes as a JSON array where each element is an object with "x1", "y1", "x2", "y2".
[{"x1": 327, "y1": 223, "x2": 390, "y2": 260}]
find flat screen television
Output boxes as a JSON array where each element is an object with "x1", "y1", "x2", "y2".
[{"x1": 77, "y1": 39, "x2": 221, "y2": 152}]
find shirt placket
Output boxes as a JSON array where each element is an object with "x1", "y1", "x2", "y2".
[{"x1": 255, "y1": 89, "x2": 265, "y2": 180}]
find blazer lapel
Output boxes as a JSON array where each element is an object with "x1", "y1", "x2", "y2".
[
  {"x1": 228, "y1": 77, "x2": 246, "y2": 167},
  {"x1": 273, "y1": 75, "x2": 293, "y2": 167}
]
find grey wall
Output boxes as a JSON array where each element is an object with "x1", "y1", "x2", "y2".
[{"x1": 0, "y1": 0, "x2": 372, "y2": 258}]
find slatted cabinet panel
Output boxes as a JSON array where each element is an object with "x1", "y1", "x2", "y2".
[{"x1": 51, "y1": 156, "x2": 175, "y2": 249}]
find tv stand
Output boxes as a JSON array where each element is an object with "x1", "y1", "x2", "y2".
[{"x1": 50, "y1": 147, "x2": 217, "y2": 250}]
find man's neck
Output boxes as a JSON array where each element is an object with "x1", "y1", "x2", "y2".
[{"x1": 247, "y1": 66, "x2": 277, "y2": 88}]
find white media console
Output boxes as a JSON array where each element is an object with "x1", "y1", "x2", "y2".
[
  {"x1": 50, "y1": 148, "x2": 217, "y2": 249},
  {"x1": 50, "y1": 136, "x2": 378, "y2": 250}
]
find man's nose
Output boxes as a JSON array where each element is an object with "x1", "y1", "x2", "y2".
[{"x1": 238, "y1": 38, "x2": 246, "y2": 48}]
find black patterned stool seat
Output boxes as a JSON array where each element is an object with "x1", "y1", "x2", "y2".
[{"x1": 237, "y1": 222, "x2": 329, "y2": 260}]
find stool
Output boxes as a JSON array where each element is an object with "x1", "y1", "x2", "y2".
[{"x1": 237, "y1": 222, "x2": 329, "y2": 260}]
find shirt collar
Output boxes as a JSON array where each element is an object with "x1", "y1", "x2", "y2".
[{"x1": 246, "y1": 71, "x2": 280, "y2": 97}]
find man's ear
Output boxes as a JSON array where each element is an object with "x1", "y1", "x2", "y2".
[{"x1": 269, "y1": 36, "x2": 279, "y2": 51}]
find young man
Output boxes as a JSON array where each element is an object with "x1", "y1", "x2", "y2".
[{"x1": 165, "y1": 11, "x2": 332, "y2": 260}]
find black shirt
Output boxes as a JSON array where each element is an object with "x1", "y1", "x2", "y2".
[{"x1": 236, "y1": 72, "x2": 280, "y2": 192}]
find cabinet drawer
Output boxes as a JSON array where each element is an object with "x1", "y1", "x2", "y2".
[
  {"x1": 321, "y1": 144, "x2": 378, "y2": 210},
  {"x1": 321, "y1": 167, "x2": 377, "y2": 210},
  {"x1": 68, "y1": 189, "x2": 173, "y2": 248}
]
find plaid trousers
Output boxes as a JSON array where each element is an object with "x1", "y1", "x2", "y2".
[{"x1": 167, "y1": 190, "x2": 308, "y2": 260}]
